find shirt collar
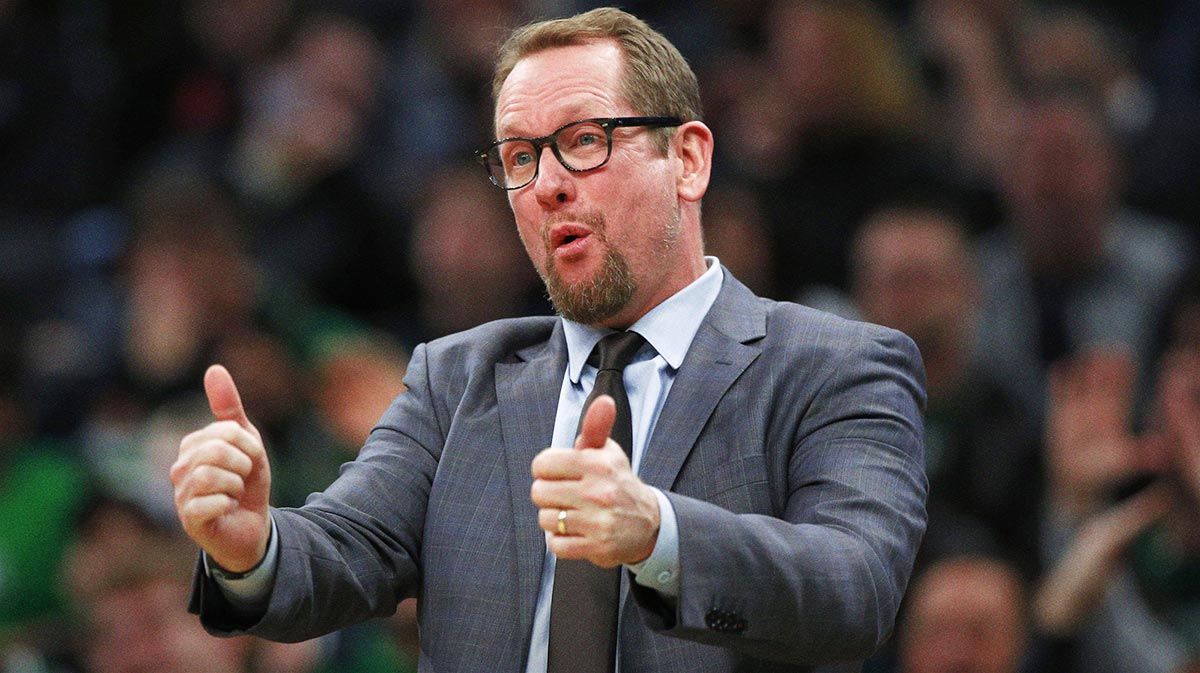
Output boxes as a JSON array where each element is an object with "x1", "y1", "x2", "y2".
[{"x1": 563, "y1": 257, "x2": 724, "y2": 383}]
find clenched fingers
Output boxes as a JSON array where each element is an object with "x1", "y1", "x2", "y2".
[
  {"x1": 177, "y1": 493, "x2": 240, "y2": 523},
  {"x1": 172, "y1": 421, "x2": 264, "y2": 517},
  {"x1": 530, "y1": 442, "x2": 627, "y2": 481},
  {"x1": 178, "y1": 420, "x2": 264, "y2": 466}
]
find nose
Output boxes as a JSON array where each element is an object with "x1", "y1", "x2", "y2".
[{"x1": 532, "y1": 144, "x2": 574, "y2": 207}]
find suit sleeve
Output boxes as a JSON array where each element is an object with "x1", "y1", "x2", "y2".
[
  {"x1": 191, "y1": 342, "x2": 444, "y2": 642},
  {"x1": 630, "y1": 325, "x2": 928, "y2": 665}
]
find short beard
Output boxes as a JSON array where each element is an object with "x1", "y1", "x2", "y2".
[
  {"x1": 538, "y1": 211, "x2": 636, "y2": 324},
  {"x1": 544, "y1": 245, "x2": 636, "y2": 324}
]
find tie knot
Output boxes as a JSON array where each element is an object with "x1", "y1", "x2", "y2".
[{"x1": 587, "y1": 331, "x2": 647, "y2": 372}]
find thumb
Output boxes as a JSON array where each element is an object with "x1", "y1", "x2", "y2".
[
  {"x1": 204, "y1": 364, "x2": 253, "y2": 430},
  {"x1": 576, "y1": 395, "x2": 616, "y2": 450}
]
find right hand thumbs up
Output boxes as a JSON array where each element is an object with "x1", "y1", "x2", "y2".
[{"x1": 172, "y1": 364, "x2": 273, "y2": 573}]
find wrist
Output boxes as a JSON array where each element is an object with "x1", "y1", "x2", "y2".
[
  {"x1": 208, "y1": 550, "x2": 268, "y2": 581},
  {"x1": 208, "y1": 518, "x2": 273, "y2": 576},
  {"x1": 636, "y1": 486, "x2": 662, "y2": 564}
]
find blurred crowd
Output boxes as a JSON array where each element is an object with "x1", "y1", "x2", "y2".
[{"x1": 1, "y1": 0, "x2": 1199, "y2": 671}]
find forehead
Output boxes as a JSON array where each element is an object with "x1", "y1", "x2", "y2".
[
  {"x1": 494, "y1": 40, "x2": 627, "y2": 137},
  {"x1": 861, "y1": 218, "x2": 963, "y2": 263}
]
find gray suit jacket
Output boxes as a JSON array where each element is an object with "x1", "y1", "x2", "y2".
[{"x1": 192, "y1": 271, "x2": 928, "y2": 673}]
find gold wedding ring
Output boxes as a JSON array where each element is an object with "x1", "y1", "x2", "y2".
[{"x1": 557, "y1": 509, "x2": 568, "y2": 535}]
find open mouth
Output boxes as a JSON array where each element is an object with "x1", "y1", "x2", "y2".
[{"x1": 549, "y1": 223, "x2": 593, "y2": 251}]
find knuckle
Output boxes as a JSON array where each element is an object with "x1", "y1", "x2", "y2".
[
  {"x1": 591, "y1": 483, "x2": 618, "y2": 508},
  {"x1": 180, "y1": 430, "x2": 201, "y2": 450},
  {"x1": 192, "y1": 465, "x2": 219, "y2": 491},
  {"x1": 530, "y1": 480, "x2": 547, "y2": 503},
  {"x1": 196, "y1": 438, "x2": 228, "y2": 463},
  {"x1": 180, "y1": 499, "x2": 202, "y2": 522},
  {"x1": 532, "y1": 448, "x2": 559, "y2": 472},
  {"x1": 591, "y1": 515, "x2": 614, "y2": 546},
  {"x1": 169, "y1": 457, "x2": 188, "y2": 483},
  {"x1": 604, "y1": 451, "x2": 624, "y2": 472}
]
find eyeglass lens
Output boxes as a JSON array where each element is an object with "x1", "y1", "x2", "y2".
[{"x1": 487, "y1": 120, "x2": 610, "y2": 188}]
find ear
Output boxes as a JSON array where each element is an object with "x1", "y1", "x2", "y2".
[{"x1": 673, "y1": 121, "x2": 713, "y2": 203}]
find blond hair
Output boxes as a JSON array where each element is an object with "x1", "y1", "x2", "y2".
[{"x1": 491, "y1": 7, "x2": 701, "y2": 152}]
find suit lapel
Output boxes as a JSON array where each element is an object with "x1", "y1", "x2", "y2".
[
  {"x1": 639, "y1": 272, "x2": 765, "y2": 491},
  {"x1": 496, "y1": 323, "x2": 567, "y2": 639}
]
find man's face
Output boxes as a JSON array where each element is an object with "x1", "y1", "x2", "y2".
[
  {"x1": 494, "y1": 40, "x2": 686, "y2": 328},
  {"x1": 899, "y1": 560, "x2": 1026, "y2": 673},
  {"x1": 854, "y1": 214, "x2": 976, "y2": 353},
  {"x1": 1002, "y1": 101, "x2": 1115, "y2": 271}
]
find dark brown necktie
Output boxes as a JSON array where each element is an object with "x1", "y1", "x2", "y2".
[{"x1": 547, "y1": 331, "x2": 646, "y2": 673}]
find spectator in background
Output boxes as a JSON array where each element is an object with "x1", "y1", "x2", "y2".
[
  {"x1": 79, "y1": 153, "x2": 415, "y2": 518},
  {"x1": 907, "y1": 0, "x2": 1027, "y2": 196},
  {"x1": 306, "y1": 330, "x2": 408, "y2": 457},
  {"x1": 405, "y1": 165, "x2": 545, "y2": 342},
  {"x1": 62, "y1": 495, "x2": 351, "y2": 673},
  {"x1": 1014, "y1": 7, "x2": 1155, "y2": 141},
  {"x1": 362, "y1": 0, "x2": 528, "y2": 219},
  {"x1": 63, "y1": 497, "x2": 253, "y2": 673},
  {"x1": 268, "y1": 323, "x2": 411, "y2": 509},
  {"x1": 1036, "y1": 346, "x2": 1191, "y2": 673},
  {"x1": 290, "y1": 327, "x2": 418, "y2": 673},
  {"x1": 713, "y1": 0, "x2": 936, "y2": 297},
  {"x1": 895, "y1": 555, "x2": 1028, "y2": 673},
  {"x1": 891, "y1": 534, "x2": 1183, "y2": 673},
  {"x1": 975, "y1": 92, "x2": 1194, "y2": 420},
  {"x1": 851, "y1": 204, "x2": 1042, "y2": 576},
  {"x1": 65, "y1": 160, "x2": 261, "y2": 518},
  {"x1": 228, "y1": 12, "x2": 383, "y2": 211},
  {"x1": 1036, "y1": 271, "x2": 1200, "y2": 671},
  {"x1": 226, "y1": 12, "x2": 417, "y2": 330},
  {"x1": 0, "y1": 380, "x2": 87, "y2": 669},
  {"x1": 120, "y1": 163, "x2": 259, "y2": 395},
  {"x1": 107, "y1": 0, "x2": 296, "y2": 160},
  {"x1": 61, "y1": 495, "x2": 414, "y2": 673}
]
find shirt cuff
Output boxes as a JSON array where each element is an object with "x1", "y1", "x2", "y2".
[
  {"x1": 204, "y1": 515, "x2": 279, "y2": 610},
  {"x1": 626, "y1": 488, "x2": 680, "y2": 598}
]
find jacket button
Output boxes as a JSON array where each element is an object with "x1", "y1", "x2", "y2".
[{"x1": 705, "y1": 608, "x2": 746, "y2": 633}]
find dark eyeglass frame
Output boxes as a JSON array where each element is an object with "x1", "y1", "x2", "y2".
[{"x1": 475, "y1": 116, "x2": 683, "y2": 190}]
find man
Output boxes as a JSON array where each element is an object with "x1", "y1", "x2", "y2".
[
  {"x1": 171, "y1": 8, "x2": 927, "y2": 673},
  {"x1": 897, "y1": 556, "x2": 1028, "y2": 673},
  {"x1": 975, "y1": 92, "x2": 1192, "y2": 420}
]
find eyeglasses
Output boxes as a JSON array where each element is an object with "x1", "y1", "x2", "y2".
[{"x1": 475, "y1": 116, "x2": 682, "y2": 190}]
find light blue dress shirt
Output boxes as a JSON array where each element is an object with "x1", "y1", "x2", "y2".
[
  {"x1": 214, "y1": 258, "x2": 726, "y2": 673},
  {"x1": 524, "y1": 258, "x2": 723, "y2": 673}
]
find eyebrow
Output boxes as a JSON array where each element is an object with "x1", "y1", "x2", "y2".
[{"x1": 496, "y1": 107, "x2": 613, "y2": 140}]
